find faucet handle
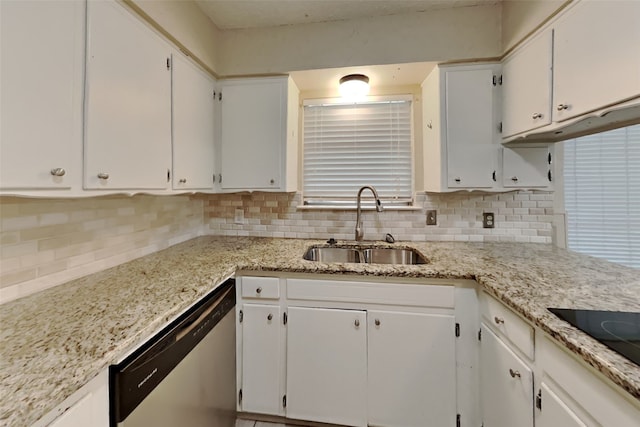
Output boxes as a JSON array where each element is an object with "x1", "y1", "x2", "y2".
[
  {"x1": 385, "y1": 233, "x2": 395, "y2": 244},
  {"x1": 326, "y1": 238, "x2": 337, "y2": 245}
]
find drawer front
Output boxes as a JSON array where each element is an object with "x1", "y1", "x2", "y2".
[
  {"x1": 241, "y1": 277, "x2": 280, "y2": 299},
  {"x1": 480, "y1": 293, "x2": 534, "y2": 360},
  {"x1": 286, "y1": 279, "x2": 455, "y2": 309}
]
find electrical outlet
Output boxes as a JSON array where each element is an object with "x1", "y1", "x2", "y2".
[
  {"x1": 234, "y1": 208, "x2": 244, "y2": 224},
  {"x1": 483, "y1": 212, "x2": 495, "y2": 228},
  {"x1": 426, "y1": 210, "x2": 437, "y2": 226}
]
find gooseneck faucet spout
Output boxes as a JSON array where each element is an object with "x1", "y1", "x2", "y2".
[{"x1": 355, "y1": 186, "x2": 383, "y2": 241}]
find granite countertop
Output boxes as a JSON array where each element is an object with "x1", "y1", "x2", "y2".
[{"x1": 1, "y1": 236, "x2": 639, "y2": 426}]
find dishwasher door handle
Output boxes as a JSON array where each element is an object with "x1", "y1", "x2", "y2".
[{"x1": 176, "y1": 287, "x2": 233, "y2": 341}]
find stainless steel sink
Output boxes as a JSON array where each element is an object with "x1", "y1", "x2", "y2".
[
  {"x1": 303, "y1": 247, "x2": 361, "y2": 263},
  {"x1": 362, "y1": 248, "x2": 427, "y2": 265},
  {"x1": 303, "y1": 246, "x2": 427, "y2": 265}
]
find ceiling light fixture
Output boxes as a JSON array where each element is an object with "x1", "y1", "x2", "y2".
[{"x1": 339, "y1": 74, "x2": 370, "y2": 99}]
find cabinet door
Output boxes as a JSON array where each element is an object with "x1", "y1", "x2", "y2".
[
  {"x1": 502, "y1": 146, "x2": 552, "y2": 188},
  {"x1": 286, "y1": 307, "x2": 367, "y2": 427},
  {"x1": 367, "y1": 311, "x2": 456, "y2": 427},
  {"x1": 47, "y1": 375, "x2": 109, "y2": 427},
  {"x1": 171, "y1": 53, "x2": 216, "y2": 190},
  {"x1": 0, "y1": 0, "x2": 83, "y2": 190},
  {"x1": 240, "y1": 304, "x2": 283, "y2": 416},
  {"x1": 445, "y1": 68, "x2": 497, "y2": 188},
  {"x1": 553, "y1": 1, "x2": 640, "y2": 122},
  {"x1": 84, "y1": 0, "x2": 171, "y2": 190},
  {"x1": 536, "y1": 382, "x2": 587, "y2": 427},
  {"x1": 480, "y1": 324, "x2": 534, "y2": 427},
  {"x1": 220, "y1": 78, "x2": 286, "y2": 191},
  {"x1": 502, "y1": 30, "x2": 552, "y2": 137}
]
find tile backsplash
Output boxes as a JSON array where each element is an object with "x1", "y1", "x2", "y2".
[
  {"x1": 0, "y1": 190, "x2": 553, "y2": 302},
  {"x1": 0, "y1": 195, "x2": 203, "y2": 302},
  {"x1": 203, "y1": 191, "x2": 554, "y2": 243}
]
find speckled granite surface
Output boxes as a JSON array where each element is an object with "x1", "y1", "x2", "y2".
[{"x1": 1, "y1": 236, "x2": 639, "y2": 426}]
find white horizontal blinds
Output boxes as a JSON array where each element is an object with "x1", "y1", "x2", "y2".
[
  {"x1": 303, "y1": 100, "x2": 412, "y2": 205},
  {"x1": 563, "y1": 124, "x2": 640, "y2": 268}
]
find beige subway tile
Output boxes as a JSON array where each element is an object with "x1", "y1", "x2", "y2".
[
  {"x1": 37, "y1": 259, "x2": 70, "y2": 277},
  {"x1": 0, "y1": 267, "x2": 37, "y2": 288},
  {"x1": 38, "y1": 236, "x2": 72, "y2": 252},
  {"x1": 1, "y1": 241, "x2": 38, "y2": 258},
  {"x1": 1, "y1": 215, "x2": 38, "y2": 232}
]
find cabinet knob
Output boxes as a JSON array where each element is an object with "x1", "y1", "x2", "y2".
[
  {"x1": 532, "y1": 113, "x2": 543, "y2": 119},
  {"x1": 509, "y1": 369, "x2": 521, "y2": 378},
  {"x1": 494, "y1": 316, "x2": 505, "y2": 325},
  {"x1": 511, "y1": 176, "x2": 519, "y2": 182},
  {"x1": 256, "y1": 287, "x2": 262, "y2": 294},
  {"x1": 270, "y1": 179, "x2": 275, "y2": 185},
  {"x1": 50, "y1": 168, "x2": 66, "y2": 177},
  {"x1": 374, "y1": 319, "x2": 381, "y2": 326},
  {"x1": 179, "y1": 178, "x2": 187, "y2": 184},
  {"x1": 556, "y1": 103, "x2": 570, "y2": 111},
  {"x1": 267, "y1": 313, "x2": 273, "y2": 321},
  {"x1": 97, "y1": 172, "x2": 109, "y2": 180},
  {"x1": 354, "y1": 319, "x2": 360, "y2": 327}
]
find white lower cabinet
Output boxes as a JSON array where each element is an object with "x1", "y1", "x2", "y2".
[
  {"x1": 367, "y1": 310, "x2": 456, "y2": 427},
  {"x1": 480, "y1": 324, "x2": 534, "y2": 427},
  {"x1": 286, "y1": 307, "x2": 368, "y2": 427},
  {"x1": 536, "y1": 381, "x2": 588, "y2": 427},
  {"x1": 239, "y1": 303, "x2": 284, "y2": 416}
]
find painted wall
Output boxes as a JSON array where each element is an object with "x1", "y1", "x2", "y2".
[
  {"x1": 502, "y1": 0, "x2": 569, "y2": 52},
  {"x1": 217, "y1": 4, "x2": 502, "y2": 76},
  {"x1": 128, "y1": 0, "x2": 222, "y2": 74}
]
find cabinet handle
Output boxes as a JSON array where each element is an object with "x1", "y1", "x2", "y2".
[
  {"x1": 97, "y1": 172, "x2": 109, "y2": 180},
  {"x1": 179, "y1": 178, "x2": 187, "y2": 184},
  {"x1": 354, "y1": 319, "x2": 360, "y2": 327},
  {"x1": 50, "y1": 168, "x2": 66, "y2": 177},
  {"x1": 532, "y1": 112, "x2": 543, "y2": 119},
  {"x1": 509, "y1": 369, "x2": 521, "y2": 378},
  {"x1": 556, "y1": 103, "x2": 570, "y2": 111},
  {"x1": 454, "y1": 177, "x2": 461, "y2": 183},
  {"x1": 494, "y1": 316, "x2": 505, "y2": 325},
  {"x1": 374, "y1": 319, "x2": 381, "y2": 326},
  {"x1": 267, "y1": 313, "x2": 273, "y2": 321},
  {"x1": 492, "y1": 171, "x2": 496, "y2": 182},
  {"x1": 511, "y1": 176, "x2": 518, "y2": 182},
  {"x1": 218, "y1": 173, "x2": 223, "y2": 184},
  {"x1": 256, "y1": 287, "x2": 262, "y2": 294}
]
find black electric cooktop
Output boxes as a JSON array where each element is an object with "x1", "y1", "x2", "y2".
[{"x1": 548, "y1": 308, "x2": 640, "y2": 367}]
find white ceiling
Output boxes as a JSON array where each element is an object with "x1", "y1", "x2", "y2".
[
  {"x1": 195, "y1": 0, "x2": 499, "y2": 30},
  {"x1": 290, "y1": 62, "x2": 436, "y2": 92}
]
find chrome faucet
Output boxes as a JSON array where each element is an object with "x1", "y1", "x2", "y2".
[{"x1": 355, "y1": 186, "x2": 383, "y2": 241}]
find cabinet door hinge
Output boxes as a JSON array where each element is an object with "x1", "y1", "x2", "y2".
[
  {"x1": 283, "y1": 394, "x2": 287, "y2": 408},
  {"x1": 213, "y1": 90, "x2": 216, "y2": 99},
  {"x1": 283, "y1": 311, "x2": 288, "y2": 325},
  {"x1": 239, "y1": 310, "x2": 243, "y2": 323},
  {"x1": 166, "y1": 57, "x2": 171, "y2": 70},
  {"x1": 499, "y1": 74, "x2": 503, "y2": 85},
  {"x1": 456, "y1": 413, "x2": 461, "y2": 427},
  {"x1": 239, "y1": 389, "x2": 243, "y2": 405},
  {"x1": 548, "y1": 152, "x2": 552, "y2": 164},
  {"x1": 478, "y1": 329, "x2": 482, "y2": 341},
  {"x1": 167, "y1": 169, "x2": 171, "y2": 182},
  {"x1": 548, "y1": 170, "x2": 553, "y2": 182},
  {"x1": 218, "y1": 92, "x2": 223, "y2": 101},
  {"x1": 455, "y1": 323, "x2": 460, "y2": 337},
  {"x1": 213, "y1": 173, "x2": 216, "y2": 183},
  {"x1": 536, "y1": 389, "x2": 542, "y2": 410},
  {"x1": 498, "y1": 122, "x2": 503, "y2": 133}
]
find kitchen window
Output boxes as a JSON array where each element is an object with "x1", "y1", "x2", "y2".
[
  {"x1": 302, "y1": 96, "x2": 414, "y2": 208},
  {"x1": 563, "y1": 124, "x2": 640, "y2": 268}
]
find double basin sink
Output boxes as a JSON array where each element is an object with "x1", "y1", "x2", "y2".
[{"x1": 303, "y1": 246, "x2": 427, "y2": 265}]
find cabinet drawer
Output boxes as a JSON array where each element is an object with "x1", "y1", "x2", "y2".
[
  {"x1": 287, "y1": 279, "x2": 454, "y2": 309},
  {"x1": 480, "y1": 292, "x2": 534, "y2": 360},
  {"x1": 241, "y1": 277, "x2": 280, "y2": 299}
]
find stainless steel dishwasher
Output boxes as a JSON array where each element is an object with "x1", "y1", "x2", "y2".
[{"x1": 109, "y1": 278, "x2": 236, "y2": 427}]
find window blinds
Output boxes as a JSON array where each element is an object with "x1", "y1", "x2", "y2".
[
  {"x1": 303, "y1": 99, "x2": 413, "y2": 206},
  {"x1": 563, "y1": 124, "x2": 640, "y2": 268}
]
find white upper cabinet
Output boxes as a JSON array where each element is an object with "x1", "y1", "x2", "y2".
[
  {"x1": 0, "y1": 0, "x2": 84, "y2": 190},
  {"x1": 84, "y1": 0, "x2": 172, "y2": 190},
  {"x1": 220, "y1": 77, "x2": 298, "y2": 192},
  {"x1": 171, "y1": 53, "x2": 216, "y2": 191},
  {"x1": 502, "y1": 146, "x2": 552, "y2": 188},
  {"x1": 553, "y1": 1, "x2": 640, "y2": 122},
  {"x1": 423, "y1": 64, "x2": 500, "y2": 191},
  {"x1": 501, "y1": 30, "x2": 553, "y2": 138}
]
